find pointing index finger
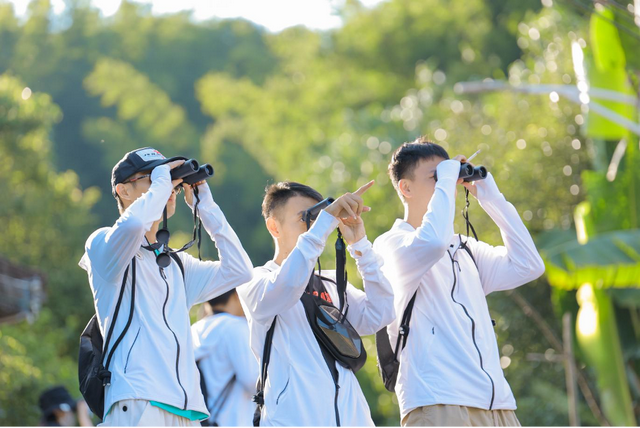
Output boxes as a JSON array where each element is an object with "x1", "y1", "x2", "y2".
[{"x1": 354, "y1": 180, "x2": 375, "y2": 196}]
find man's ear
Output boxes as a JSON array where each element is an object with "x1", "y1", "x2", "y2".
[
  {"x1": 116, "y1": 183, "x2": 133, "y2": 202},
  {"x1": 398, "y1": 178, "x2": 412, "y2": 200},
  {"x1": 266, "y1": 217, "x2": 280, "y2": 238}
]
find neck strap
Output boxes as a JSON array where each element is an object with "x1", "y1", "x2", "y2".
[
  {"x1": 142, "y1": 187, "x2": 203, "y2": 263},
  {"x1": 462, "y1": 188, "x2": 478, "y2": 242}
]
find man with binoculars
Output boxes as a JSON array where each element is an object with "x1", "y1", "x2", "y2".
[
  {"x1": 79, "y1": 147, "x2": 253, "y2": 426},
  {"x1": 237, "y1": 181, "x2": 394, "y2": 426},
  {"x1": 374, "y1": 137, "x2": 545, "y2": 426}
]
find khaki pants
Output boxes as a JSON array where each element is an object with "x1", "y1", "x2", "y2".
[
  {"x1": 402, "y1": 404, "x2": 521, "y2": 427},
  {"x1": 99, "y1": 399, "x2": 201, "y2": 427}
]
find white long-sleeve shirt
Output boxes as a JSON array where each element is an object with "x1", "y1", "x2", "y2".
[
  {"x1": 373, "y1": 160, "x2": 545, "y2": 420},
  {"x1": 79, "y1": 165, "x2": 253, "y2": 418},
  {"x1": 192, "y1": 313, "x2": 258, "y2": 426},
  {"x1": 237, "y1": 210, "x2": 395, "y2": 426}
]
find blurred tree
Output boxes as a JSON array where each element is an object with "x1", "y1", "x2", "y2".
[
  {"x1": 0, "y1": 73, "x2": 98, "y2": 324},
  {"x1": 1, "y1": 0, "x2": 628, "y2": 425},
  {"x1": 83, "y1": 58, "x2": 199, "y2": 165},
  {"x1": 0, "y1": 309, "x2": 82, "y2": 426},
  {"x1": 0, "y1": 74, "x2": 98, "y2": 424}
]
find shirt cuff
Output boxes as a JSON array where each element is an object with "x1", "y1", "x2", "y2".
[
  {"x1": 476, "y1": 172, "x2": 505, "y2": 204},
  {"x1": 190, "y1": 182, "x2": 217, "y2": 212},
  {"x1": 435, "y1": 159, "x2": 460, "y2": 186},
  {"x1": 347, "y1": 236, "x2": 371, "y2": 258},
  {"x1": 151, "y1": 164, "x2": 171, "y2": 182},
  {"x1": 306, "y1": 210, "x2": 340, "y2": 244},
  {"x1": 149, "y1": 165, "x2": 173, "y2": 196},
  {"x1": 348, "y1": 237, "x2": 384, "y2": 277}
]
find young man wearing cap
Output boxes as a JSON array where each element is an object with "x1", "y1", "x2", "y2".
[
  {"x1": 237, "y1": 181, "x2": 395, "y2": 426},
  {"x1": 191, "y1": 289, "x2": 258, "y2": 426},
  {"x1": 79, "y1": 147, "x2": 253, "y2": 426},
  {"x1": 373, "y1": 137, "x2": 545, "y2": 426}
]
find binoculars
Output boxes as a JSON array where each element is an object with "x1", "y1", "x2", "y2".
[
  {"x1": 170, "y1": 159, "x2": 215, "y2": 185},
  {"x1": 435, "y1": 163, "x2": 487, "y2": 182},
  {"x1": 303, "y1": 198, "x2": 335, "y2": 230},
  {"x1": 149, "y1": 158, "x2": 212, "y2": 268}
]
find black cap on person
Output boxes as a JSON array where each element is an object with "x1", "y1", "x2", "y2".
[
  {"x1": 38, "y1": 386, "x2": 77, "y2": 417},
  {"x1": 111, "y1": 147, "x2": 185, "y2": 198}
]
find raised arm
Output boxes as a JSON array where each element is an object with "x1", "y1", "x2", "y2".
[
  {"x1": 466, "y1": 173, "x2": 545, "y2": 295},
  {"x1": 237, "y1": 210, "x2": 339, "y2": 325},
  {"x1": 342, "y1": 238, "x2": 395, "y2": 336},
  {"x1": 180, "y1": 183, "x2": 253, "y2": 307},
  {"x1": 374, "y1": 159, "x2": 459, "y2": 295},
  {"x1": 83, "y1": 165, "x2": 173, "y2": 281}
]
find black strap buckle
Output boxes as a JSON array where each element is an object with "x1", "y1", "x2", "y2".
[
  {"x1": 252, "y1": 391, "x2": 264, "y2": 405},
  {"x1": 399, "y1": 325, "x2": 410, "y2": 337},
  {"x1": 98, "y1": 368, "x2": 112, "y2": 386}
]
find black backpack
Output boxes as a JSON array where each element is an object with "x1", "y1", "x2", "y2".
[
  {"x1": 78, "y1": 253, "x2": 184, "y2": 420},
  {"x1": 375, "y1": 242, "x2": 477, "y2": 392}
]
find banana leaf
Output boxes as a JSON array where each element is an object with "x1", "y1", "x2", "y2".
[
  {"x1": 542, "y1": 229, "x2": 640, "y2": 290},
  {"x1": 586, "y1": 8, "x2": 636, "y2": 140}
]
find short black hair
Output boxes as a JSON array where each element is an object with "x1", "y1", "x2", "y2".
[
  {"x1": 388, "y1": 136, "x2": 449, "y2": 190},
  {"x1": 262, "y1": 181, "x2": 323, "y2": 219},
  {"x1": 207, "y1": 289, "x2": 237, "y2": 309}
]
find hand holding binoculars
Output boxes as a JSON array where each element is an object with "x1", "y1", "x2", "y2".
[
  {"x1": 150, "y1": 158, "x2": 213, "y2": 268},
  {"x1": 434, "y1": 162, "x2": 487, "y2": 183},
  {"x1": 303, "y1": 198, "x2": 335, "y2": 230},
  {"x1": 170, "y1": 159, "x2": 215, "y2": 185}
]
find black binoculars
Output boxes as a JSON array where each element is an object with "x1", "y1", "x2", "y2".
[
  {"x1": 435, "y1": 163, "x2": 487, "y2": 182},
  {"x1": 148, "y1": 158, "x2": 212, "y2": 268},
  {"x1": 303, "y1": 198, "x2": 335, "y2": 230},
  {"x1": 170, "y1": 159, "x2": 215, "y2": 185}
]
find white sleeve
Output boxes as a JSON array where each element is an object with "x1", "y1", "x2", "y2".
[
  {"x1": 374, "y1": 159, "x2": 459, "y2": 296},
  {"x1": 181, "y1": 185, "x2": 253, "y2": 307},
  {"x1": 226, "y1": 321, "x2": 259, "y2": 394},
  {"x1": 82, "y1": 165, "x2": 173, "y2": 281},
  {"x1": 237, "y1": 210, "x2": 339, "y2": 325},
  {"x1": 468, "y1": 173, "x2": 546, "y2": 295},
  {"x1": 343, "y1": 238, "x2": 395, "y2": 336}
]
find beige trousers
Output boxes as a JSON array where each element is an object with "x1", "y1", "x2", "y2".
[
  {"x1": 99, "y1": 399, "x2": 201, "y2": 427},
  {"x1": 402, "y1": 404, "x2": 521, "y2": 427}
]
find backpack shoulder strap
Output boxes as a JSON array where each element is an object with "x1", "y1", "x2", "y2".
[
  {"x1": 196, "y1": 360, "x2": 209, "y2": 410},
  {"x1": 459, "y1": 237, "x2": 478, "y2": 270},
  {"x1": 253, "y1": 317, "x2": 277, "y2": 426},
  {"x1": 102, "y1": 258, "x2": 136, "y2": 383},
  {"x1": 210, "y1": 375, "x2": 236, "y2": 425},
  {"x1": 102, "y1": 263, "x2": 130, "y2": 361},
  {"x1": 170, "y1": 252, "x2": 185, "y2": 279},
  {"x1": 394, "y1": 290, "x2": 417, "y2": 359}
]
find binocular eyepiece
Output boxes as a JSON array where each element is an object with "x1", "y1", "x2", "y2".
[
  {"x1": 170, "y1": 159, "x2": 215, "y2": 185},
  {"x1": 435, "y1": 163, "x2": 487, "y2": 182}
]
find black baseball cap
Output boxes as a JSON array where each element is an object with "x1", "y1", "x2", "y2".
[
  {"x1": 111, "y1": 147, "x2": 186, "y2": 198},
  {"x1": 38, "y1": 386, "x2": 77, "y2": 417}
]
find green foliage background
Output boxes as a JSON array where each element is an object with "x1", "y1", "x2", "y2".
[{"x1": 0, "y1": 0, "x2": 637, "y2": 425}]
